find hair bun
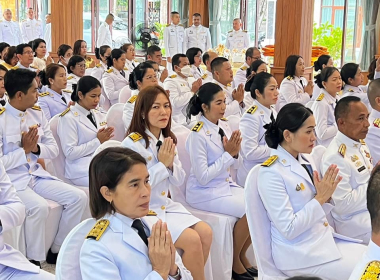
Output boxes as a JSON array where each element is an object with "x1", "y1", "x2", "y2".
[{"x1": 264, "y1": 121, "x2": 280, "y2": 149}]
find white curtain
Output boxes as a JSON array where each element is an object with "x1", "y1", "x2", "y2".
[
  {"x1": 209, "y1": 0, "x2": 223, "y2": 47},
  {"x1": 359, "y1": 0, "x2": 380, "y2": 70},
  {"x1": 179, "y1": 0, "x2": 189, "y2": 28}
]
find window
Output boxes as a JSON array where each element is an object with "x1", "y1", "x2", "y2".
[
  {"x1": 220, "y1": 0, "x2": 241, "y2": 45},
  {"x1": 0, "y1": 0, "x2": 28, "y2": 21}
]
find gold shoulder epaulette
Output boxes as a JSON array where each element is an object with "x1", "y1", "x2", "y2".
[
  {"x1": 286, "y1": 76, "x2": 293, "y2": 81},
  {"x1": 360, "y1": 139, "x2": 366, "y2": 145},
  {"x1": 106, "y1": 68, "x2": 113, "y2": 73},
  {"x1": 166, "y1": 23, "x2": 171, "y2": 27},
  {"x1": 228, "y1": 30, "x2": 233, "y2": 33},
  {"x1": 348, "y1": 89, "x2": 354, "y2": 92},
  {"x1": 360, "y1": 261, "x2": 380, "y2": 280},
  {"x1": 128, "y1": 132, "x2": 143, "y2": 142},
  {"x1": 123, "y1": 67, "x2": 129, "y2": 71},
  {"x1": 10, "y1": 66, "x2": 19, "y2": 70},
  {"x1": 62, "y1": 89, "x2": 72, "y2": 93},
  {"x1": 179, "y1": 24, "x2": 183, "y2": 27},
  {"x1": 39, "y1": 92, "x2": 50, "y2": 97},
  {"x1": 96, "y1": 63, "x2": 101, "y2": 68},
  {"x1": 374, "y1": 118, "x2": 380, "y2": 128},
  {"x1": 220, "y1": 117, "x2": 228, "y2": 121},
  {"x1": 31, "y1": 105, "x2": 41, "y2": 111},
  {"x1": 243, "y1": 30, "x2": 248, "y2": 33},
  {"x1": 247, "y1": 105, "x2": 257, "y2": 115},
  {"x1": 227, "y1": 83, "x2": 231, "y2": 87},
  {"x1": 201, "y1": 73, "x2": 208, "y2": 80},
  {"x1": 240, "y1": 66, "x2": 248, "y2": 71},
  {"x1": 338, "y1": 144, "x2": 346, "y2": 157},
  {"x1": 191, "y1": 121, "x2": 203, "y2": 132},
  {"x1": 0, "y1": 107, "x2": 5, "y2": 115},
  {"x1": 86, "y1": 219, "x2": 109, "y2": 241},
  {"x1": 67, "y1": 75, "x2": 73, "y2": 80},
  {"x1": 127, "y1": 95, "x2": 137, "y2": 104},
  {"x1": 147, "y1": 210, "x2": 157, "y2": 216},
  {"x1": 169, "y1": 74, "x2": 177, "y2": 78},
  {"x1": 60, "y1": 108, "x2": 70, "y2": 117},
  {"x1": 261, "y1": 155, "x2": 278, "y2": 167},
  {"x1": 316, "y1": 93, "x2": 324, "y2": 101},
  {"x1": 30, "y1": 65, "x2": 38, "y2": 69}
]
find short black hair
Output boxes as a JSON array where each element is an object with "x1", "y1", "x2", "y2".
[
  {"x1": 334, "y1": 96, "x2": 361, "y2": 122},
  {"x1": 245, "y1": 47, "x2": 259, "y2": 61},
  {"x1": 72, "y1": 76, "x2": 101, "y2": 102},
  {"x1": 368, "y1": 78, "x2": 380, "y2": 108},
  {"x1": 0, "y1": 42, "x2": 10, "y2": 59},
  {"x1": 16, "y1": 43, "x2": 32, "y2": 55},
  {"x1": 314, "y1": 67, "x2": 340, "y2": 89},
  {"x1": 193, "y1": 13, "x2": 201, "y2": 17},
  {"x1": 172, "y1": 53, "x2": 187, "y2": 71},
  {"x1": 284, "y1": 55, "x2": 302, "y2": 78},
  {"x1": 202, "y1": 52, "x2": 210, "y2": 65},
  {"x1": 341, "y1": 62, "x2": 359, "y2": 85},
  {"x1": 246, "y1": 59, "x2": 267, "y2": 78},
  {"x1": 146, "y1": 45, "x2": 161, "y2": 59},
  {"x1": 5, "y1": 69, "x2": 37, "y2": 99},
  {"x1": 368, "y1": 165, "x2": 380, "y2": 234},
  {"x1": 314, "y1": 54, "x2": 331, "y2": 72},
  {"x1": 129, "y1": 62, "x2": 155, "y2": 90},
  {"x1": 186, "y1": 47, "x2": 203, "y2": 65},
  {"x1": 31, "y1": 38, "x2": 46, "y2": 56},
  {"x1": 67, "y1": 55, "x2": 85, "y2": 74},
  {"x1": 171, "y1": 11, "x2": 179, "y2": 16},
  {"x1": 211, "y1": 57, "x2": 228, "y2": 74}
]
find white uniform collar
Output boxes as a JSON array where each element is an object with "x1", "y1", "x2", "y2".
[
  {"x1": 16, "y1": 62, "x2": 31, "y2": 69},
  {"x1": 3, "y1": 19, "x2": 11, "y2": 23},
  {"x1": 201, "y1": 115, "x2": 219, "y2": 133},
  {"x1": 46, "y1": 87, "x2": 63, "y2": 96},
  {"x1": 366, "y1": 240, "x2": 380, "y2": 260},
  {"x1": 335, "y1": 131, "x2": 363, "y2": 149},
  {"x1": 5, "y1": 102, "x2": 27, "y2": 117},
  {"x1": 212, "y1": 79, "x2": 230, "y2": 90},
  {"x1": 320, "y1": 89, "x2": 339, "y2": 104},
  {"x1": 254, "y1": 100, "x2": 272, "y2": 117},
  {"x1": 370, "y1": 108, "x2": 380, "y2": 119},
  {"x1": 145, "y1": 128, "x2": 164, "y2": 146},
  {"x1": 233, "y1": 28, "x2": 242, "y2": 33},
  {"x1": 74, "y1": 102, "x2": 91, "y2": 115},
  {"x1": 192, "y1": 24, "x2": 202, "y2": 28},
  {"x1": 206, "y1": 70, "x2": 213, "y2": 77},
  {"x1": 344, "y1": 84, "x2": 363, "y2": 93}
]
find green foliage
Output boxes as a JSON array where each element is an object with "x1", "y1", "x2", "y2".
[{"x1": 313, "y1": 22, "x2": 343, "y2": 62}]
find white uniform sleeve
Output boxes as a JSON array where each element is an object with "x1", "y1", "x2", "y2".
[
  {"x1": 366, "y1": 128, "x2": 380, "y2": 165},
  {"x1": 102, "y1": 74, "x2": 123, "y2": 102},
  {"x1": 122, "y1": 102, "x2": 134, "y2": 132},
  {"x1": 21, "y1": 22, "x2": 27, "y2": 43},
  {"x1": 233, "y1": 69, "x2": 246, "y2": 89},
  {"x1": 38, "y1": 98, "x2": 52, "y2": 121},
  {"x1": 313, "y1": 102, "x2": 337, "y2": 141},
  {"x1": 164, "y1": 27, "x2": 170, "y2": 58},
  {"x1": 39, "y1": 111, "x2": 59, "y2": 159},
  {"x1": 164, "y1": 80, "x2": 193, "y2": 109},
  {"x1": 91, "y1": 67, "x2": 104, "y2": 81},
  {"x1": 224, "y1": 100, "x2": 241, "y2": 118},
  {"x1": 280, "y1": 80, "x2": 310, "y2": 105},
  {"x1": 168, "y1": 149, "x2": 186, "y2": 187},
  {"x1": 244, "y1": 32, "x2": 250, "y2": 48},
  {"x1": 39, "y1": 21, "x2": 43, "y2": 38},
  {"x1": 225, "y1": 33, "x2": 230, "y2": 49}
]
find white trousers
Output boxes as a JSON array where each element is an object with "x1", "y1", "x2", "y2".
[
  {"x1": 0, "y1": 267, "x2": 54, "y2": 280},
  {"x1": 17, "y1": 177, "x2": 88, "y2": 261},
  {"x1": 70, "y1": 176, "x2": 89, "y2": 188}
]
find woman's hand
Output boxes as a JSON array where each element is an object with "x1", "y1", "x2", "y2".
[
  {"x1": 313, "y1": 164, "x2": 342, "y2": 205},
  {"x1": 304, "y1": 80, "x2": 314, "y2": 96},
  {"x1": 158, "y1": 137, "x2": 175, "y2": 170},
  {"x1": 223, "y1": 130, "x2": 242, "y2": 157}
]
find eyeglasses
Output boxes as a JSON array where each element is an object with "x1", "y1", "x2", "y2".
[
  {"x1": 76, "y1": 64, "x2": 86, "y2": 69},
  {"x1": 23, "y1": 51, "x2": 35, "y2": 55},
  {"x1": 145, "y1": 74, "x2": 158, "y2": 81},
  {"x1": 251, "y1": 56, "x2": 261, "y2": 60}
]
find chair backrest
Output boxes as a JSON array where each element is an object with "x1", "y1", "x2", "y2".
[
  {"x1": 106, "y1": 103, "x2": 126, "y2": 141},
  {"x1": 93, "y1": 140, "x2": 122, "y2": 157},
  {"x1": 56, "y1": 218, "x2": 96, "y2": 280},
  {"x1": 100, "y1": 87, "x2": 111, "y2": 112},
  {"x1": 305, "y1": 101, "x2": 314, "y2": 109},
  {"x1": 310, "y1": 145, "x2": 326, "y2": 175},
  {"x1": 244, "y1": 164, "x2": 287, "y2": 280},
  {"x1": 119, "y1": 85, "x2": 132, "y2": 103}
]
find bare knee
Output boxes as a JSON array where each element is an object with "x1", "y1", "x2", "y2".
[
  {"x1": 175, "y1": 228, "x2": 203, "y2": 253},
  {"x1": 193, "y1": 222, "x2": 213, "y2": 247}
]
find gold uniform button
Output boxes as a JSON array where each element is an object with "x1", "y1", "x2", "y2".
[
  {"x1": 27, "y1": 158, "x2": 30, "y2": 162},
  {"x1": 29, "y1": 170, "x2": 32, "y2": 174},
  {"x1": 226, "y1": 178, "x2": 229, "y2": 182},
  {"x1": 323, "y1": 222, "x2": 328, "y2": 227},
  {"x1": 21, "y1": 119, "x2": 24, "y2": 122},
  {"x1": 161, "y1": 206, "x2": 166, "y2": 210},
  {"x1": 227, "y1": 168, "x2": 230, "y2": 172},
  {"x1": 161, "y1": 191, "x2": 166, "y2": 196},
  {"x1": 147, "y1": 156, "x2": 152, "y2": 161}
]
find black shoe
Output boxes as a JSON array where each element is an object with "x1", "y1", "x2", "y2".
[
  {"x1": 232, "y1": 270, "x2": 255, "y2": 280},
  {"x1": 46, "y1": 248, "x2": 58, "y2": 264},
  {"x1": 246, "y1": 267, "x2": 258, "y2": 277},
  {"x1": 29, "y1": 260, "x2": 41, "y2": 268}
]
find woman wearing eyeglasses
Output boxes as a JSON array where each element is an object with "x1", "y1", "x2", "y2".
[
  {"x1": 66, "y1": 55, "x2": 86, "y2": 92},
  {"x1": 186, "y1": 47, "x2": 204, "y2": 80},
  {"x1": 91, "y1": 45, "x2": 111, "y2": 81}
]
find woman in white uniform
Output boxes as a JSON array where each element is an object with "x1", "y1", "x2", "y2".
[
  {"x1": 38, "y1": 63, "x2": 72, "y2": 120},
  {"x1": 186, "y1": 47, "x2": 204, "y2": 80},
  {"x1": 276, "y1": 55, "x2": 313, "y2": 111},
  {"x1": 2, "y1": 46, "x2": 17, "y2": 70},
  {"x1": 121, "y1": 86, "x2": 212, "y2": 280},
  {"x1": 122, "y1": 62, "x2": 159, "y2": 131},
  {"x1": 102, "y1": 48, "x2": 129, "y2": 105},
  {"x1": 57, "y1": 44, "x2": 73, "y2": 70},
  {"x1": 121, "y1": 43, "x2": 137, "y2": 71},
  {"x1": 80, "y1": 147, "x2": 193, "y2": 280},
  {"x1": 341, "y1": 63, "x2": 371, "y2": 111},
  {"x1": 31, "y1": 38, "x2": 53, "y2": 70},
  {"x1": 311, "y1": 55, "x2": 333, "y2": 100},
  {"x1": 237, "y1": 72, "x2": 278, "y2": 186},
  {"x1": 0, "y1": 65, "x2": 8, "y2": 106},
  {"x1": 244, "y1": 59, "x2": 268, "y2": 108},
  {"x1": 0, "y1": 42, "x2": 9, "y2": 64},
  {"x1": 185, "y1": 83, "x2": 255, "y2": 280},
  {"x1": 66, "y1": 55, "x2": 86, "y2": 92},
  {"x1": 73, "y1": 39, "x2": 95, "y2": 69},
  {"x1": 58, "y1": 76, "x2": 114, "y2": 187},
  {"x1": 91, "y1": 45, "x2": 111, "y2": 81},
  {"x1": 256, "y1": 103, "x2": 366, "y2": 279},
  {"x1": 310, "y1": 67, "x2": 342, "y2": 147}
]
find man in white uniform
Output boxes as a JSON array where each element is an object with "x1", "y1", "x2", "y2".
[
  {"x1": 43, "y1": 14, "x2": 51, "y2": 52},
  {"x1": 184, "y1": 13, "x2": 212, "y2": 52},
  {"x1": 1, "y1": 69, "x2": 87, "y2": 266},
  {"x1": 201, "y1": 51, "x2": 218, "y2": 84},
  {"x1": 232, "y1": 47, "x2": 261, "y2": 88},
  {"x1": 146, "y1": 45, "x2": 168, "y2": 83},
  {"x1": 0, "y1": 9, "x2": 23, "y2": 45},
  {"x1": 163, "y1": 11, "x2": 185, "y2": 65},
  {"x1": 15, "y1": 44, "x2": 38, "y2": 71},
  {"x1": 20, "y1": 8, "x2": 43, "y2": 43},
  {"x1": 225, "y1": 18, "x2": 250, "y2": 50},
  {"x1": 96, "y1": 13, "x2": 114, "y2": 48},
  {"x1": 365, "y1": 79, "x2": 380, "y2": 165}
]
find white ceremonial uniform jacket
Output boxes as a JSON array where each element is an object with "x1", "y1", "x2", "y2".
[
  {"x1": 184, "y1": 25, "x2": 212, "y2": 51},
  {"x1": 164, "y1": 23, "x2": 185, "y2": 59},
  {"x1": 122, "y1": 89, "x2": 139, "y2": 132},
  {"x1": 259, "y1": 145, "x2": 351, "y2": 270},
  {"x1": 91, "y1": 61, "x2": 108, "y2": 81},
  {"x1": 349, "y1": 240, "x2": 380, "y2": 280},
  {"x1": 66, "y1": 73, "x2": 81, "y2": 92},
  {"x1": 190, "y1": 65, "x2": 204, "y2": 80},
  {"x1": 20, "y1": 18, "x2": 43, "y2": 42},
  {"x1": 80, "y1": 213, "x2": 193, "y2": 280},
  {"x1": 311, "y1": 80, "x2": 322, "y2": 101},
  {"x1": 0, "y1": 19, "x2": 22, "y2": 45},
  {"x1": 310, "y1": 90, "x2": 339, "y2": 147},
  {"x1": 366, "y1": 109, "x2": 380, "y2": 165},
  {"x1": 102, "y1": 67, "x2": 130, "y2": 106},
  {"x1": 232, "y1": 62, "x2": 249, "y2": 89},
  {"x1": 322, "y1": 131, "x2": 372, "y2": 239},
  {"x1": 96, "y1": 22, "x2": 112, "y2": 48},
  {"x1": 0, "y1": 160, "x2": 40, "y2": 274},
  {"x1": 225, "y1": 29, "x2": 250, "y2": 50},
  {"x1": 186, "y1": 116, "x2": 241, "y2": 204},
  {"x1": 277, "y1": 76, "x2": 310, "y2": 112},
  {"x1": 237, "y1": 102, "x2": 277, "y2": 186},
  {"x1": 125, "y1": 59, "x2": 137, "y2": 72},
  {"x1": 201, "y1": 70, "x2": 213, "y2": 84},
  {"x1": 0, "y1": 103, "x2": 59, "y2": 191},
  {"x1": 342, "y1": 85, "x2": 372, "y2": 112},
  {"x1": 121, "y1": 129, "x2": 190, "y2": 220},
  {"x1": 163, "y1": 74, "x2": 193, "y2": 125},
  {"x1": 57, "y1": 103, "x2": 107, "y2": 182},
  {"x1": 38, "y1": 87, "x2": 72, "y2": 121},
  {"x1": 213, "y1": 79, "x2": 242, "y2": 117},
  {"x1": 14, "y1": 62, "x2": 38, "y2": 72}
]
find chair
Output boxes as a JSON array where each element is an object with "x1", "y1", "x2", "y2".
[
  {"x1": 244, "y1": 165, "x2": 288, "y2": 280},
  {"x1": 100, "y1": 87, "x2": 112, "y2": 112},
  {"x1": 106, "y1": 103, "x2": 126, "y2": 141},
  {"x1": 93, "y1": 140, "x2": 122, "y2": 157},
  {"x1": 56, "y1": 218, "x2": 97, "y2": 280},
  {"x1": 118, "y1": 85, "x2": 132, "y2": 103}
]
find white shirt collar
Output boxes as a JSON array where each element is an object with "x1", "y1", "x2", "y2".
[{"x1": 74, "y1": 102, "x2": 91, "y2": 115}]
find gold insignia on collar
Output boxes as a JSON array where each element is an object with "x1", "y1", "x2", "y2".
[
  {"x1": 261, "y1": 155, "x2": 278, "y2": 167},
  {"x1": 300, "y1": 183, "x2": 305, "y2": 190},
  {"x1": 147, "y1": 210, "x2": 157, "y2": 216},
  {"x1": 247, "y1": 105, "x2": 257, "y2": 115},
  {"x1": 129, "y1": 132, "x2": 143, "y2": 142},
  {"x1": 86, "y1": 219, "x2": 109, "y2": 241},
  {"x1": 96, "y1": 63, "x2": 101, "y2": 68},
  {"x1": 227, "y1": 83, "x2": 231, "y2": 87},
  {"x1": 106, "y1": 68, "x2": 113, "y2": 73},
  {"x1": 360, "y1": 139, "x2": 366, "y2": 145},
  {"x1": 240, "y1": 66, "x2": 248, "y2": 71},
  {"x1": 99, "y1": 121, "x2": 107, "y2": 126},
  {"x1": 286, "y1": 76, "x2": 293, "y2": 81},
  {"x1": 60, "y1": 108, "x2": 70, "y2": 117},
  {"x1": 338, "y1": 144, "x2": 346, "y2": 157},
  {"x1": 360, "y1": 261, "x2": 380, "y2": 279},
  {"x1": 123, "y1": 67, "x2": 129, "y2": 71},
  {"x1": 31, "y1": 105, "x2": 41, "y2": 111},
  {"x1": 62, "y1": 89, "x2": 72, "y2": 93},
  {"x1": 374, "y1": 118, "x2": 380, "y2": 128},
  {"x1": 201, "y1": 73, "x2": 208, "y2": 79},
  {"x1": 348, "y1": 89, "x2": 354, "y2": 92},
  {"x1": 39, "y1": 92, "x2": 49, "y2": 97},
  {"x1": 316, "y1": 93, "x2": 324, "y2": 101},
  {"x1": 191, "y1": 121, "x2": 203, "y2": 132},
  {"x1": 0, "y1": 107, "x2": 5, "y2": 115},
  {"x1": 127, "y1": 95, "x2": 137, "y2": 104},
  {"x1": 67, "y1": 75, "x2": 73, "y2": 80},
  {"x1": 169, "y1": 74, "x2": 177, "y2": 78},
  {"x1": 351, "y1": 155, "x2": 359, "y2": 162},
  {"x1": 220, "y1": 117, "x2": 228, "y2": 121}
]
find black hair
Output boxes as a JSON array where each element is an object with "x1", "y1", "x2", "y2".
[
  {"x1": 245, "y1": 72, "x2": 274, "y2": 99},
  {"x1": 265, "y1": 103, "x2": 313, "y2": 149},
  {"x1": 3, "y1": 46, "x2": 16, "y2": 65},
  {"x1": 67, "y1": 55, "x2": 85, "y2": 74},
  {"x1": 368, "y1": 78, "x2": 380, "y2": 108},
  {"x1": 5, "y1": 69, "x2": 37, "y2": 99},
  {"x1": 31, "y1": 38, "x2": 46, "y2": 57},
  {"x1": 57, "y1": 44, "x2": 72, "y2": 58},
  {"x1": 71, "y1": 76, "x2": 102, "y2": 102},
  {"x1": 202, "y1": 52, "x2": 210, "y2": 65},
  {"x1": 211, "y1": 57, "x2": 228, "y2": 74},
  {"x1": 0, "y1": 65, "x2": 8, "y2": 73},
  {"x1": 106, "y1": 48, "x2": 125, "y2": 68},
  {"x1": 186, "y1": 83, "x2": 223, "y2": 119},
  {"x1": 245, "y1": 47, "x2": 259, "y2": 61},
  {"x1": 172, "y1": 53, "x2": 187, "y2": 71},
  {"x1": 334, "y1": 96, "x2": 361, "y2": 122},
  {"x1": 0, "y1": 42, "x2": 10, "y2": 59},
  {"x1": 129, "y1": 62, "x2": 155, "y2": 90},
  {"x1": 193, "y1": 13, "x2": 201, "y2": 17},
  {"x1": 39, "y1": 63, "x2": 66, "y2": 86},
  {"x1": 314, "y1": 67, "x2": 340, "y2": 89},
  {"x1": 146, "y1": 45, "x2": 161, "y2": 60},
  {"x1": 314, "y1": 54, "x2": 331, "y2": 72},
  {"x1": 368, "y1": 58, "x2": 377, "y2": 80},
  {"x1": 73, "y1": 40, "x2": 86, "y2": 56},
  {"x1": 341, "y1": 62, "x2": 359, "y2": 85},
  {"x1": 284, "y1": 55, "x2": 302, "y2": 78},
  {"x1": 95, "y1": 45, "x2": 111, "y2": 60},
  {"x1": 367, "y1": 165, "x2": 380, "y2": 234},
  {"x1": 246, "y1": 59, "x2": 267, "y2": 78},
  {"x1": 171, "y1": 11, "x2": 179, "y2": 15},
  {"x1": 186, "y1": 47, "x2": 203, "y2": 65},
  {"x1": 16, "y1": 43, "x2": 32, "y2": 55},
  {"x1": 145, "y1": 60, "x2": 158, "y2": 66}
]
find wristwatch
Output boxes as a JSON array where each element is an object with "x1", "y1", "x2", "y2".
[{"x1": 169, "y1": 267, "x2": 181, "y2": 280}]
